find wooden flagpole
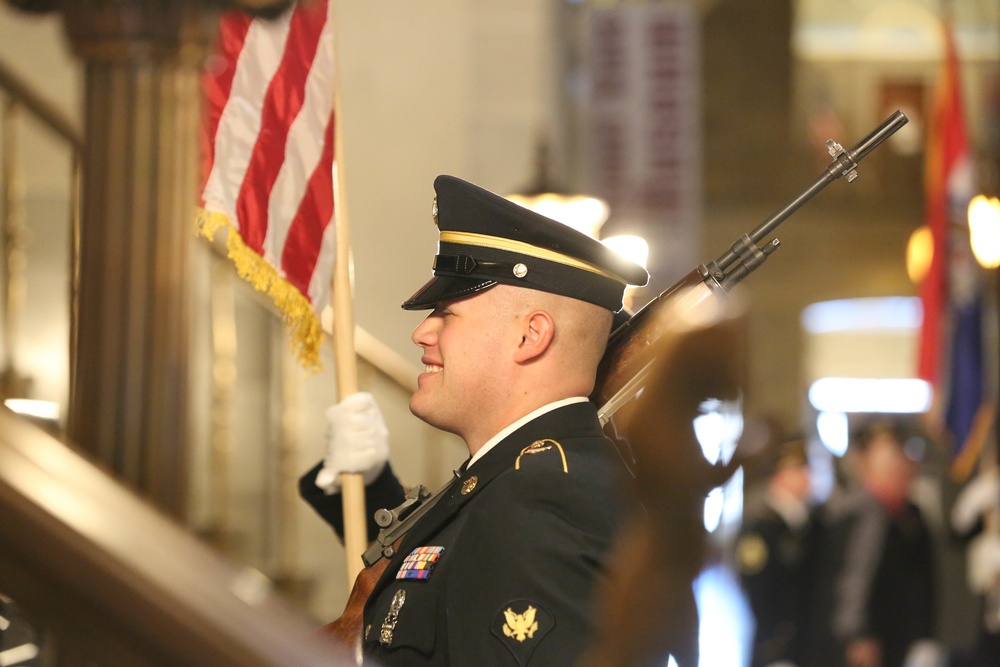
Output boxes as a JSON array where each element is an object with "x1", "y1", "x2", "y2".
[{"x1": 329, "y1": 0, "x2": 369, "y2": 590}]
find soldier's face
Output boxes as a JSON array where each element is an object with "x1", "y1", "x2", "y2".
[{"x1": 409, "y1": 287, "x2": 515, "y2": 443}]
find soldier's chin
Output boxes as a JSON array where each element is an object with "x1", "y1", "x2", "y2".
[
  {"x1": 409, "y1": 395, "x2": 452, "y2": 434},
  {"x1": 408, "y1": 393, "x2": 433, "y2": 424}
]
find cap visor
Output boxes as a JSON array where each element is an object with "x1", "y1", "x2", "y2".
[{"x1": 401, "y1": 275, "x2": 498, "y2": 310}]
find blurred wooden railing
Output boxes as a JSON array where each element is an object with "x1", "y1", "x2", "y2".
[{"x1": 0, "y1": 405, "x2": 355, "y2": 666}]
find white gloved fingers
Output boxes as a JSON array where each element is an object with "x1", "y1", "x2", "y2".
[
  {"x1": 315, "y1": 392, "x2": 390, "y2": 494},
  {"x1": 952, "y1": 469, "x2": 1000, "y2": 533},
  {"x1": 327, "y1": 392, "x2": 389, "y2": 442},
  {"x1": 968, "y1": 533, "x2": 1000, "y2": 594}
]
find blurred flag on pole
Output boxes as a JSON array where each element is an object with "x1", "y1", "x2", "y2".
[
  {"x1": 197, "y1": 0, "x2": 335, "y2": 370},
  {"x1": 918, "y1": 19, "x2": 989, "y2": 477}
]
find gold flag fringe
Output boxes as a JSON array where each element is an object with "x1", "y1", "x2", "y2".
[{"x1": 196, "y1": 207, "x2": 323, "y2": 372}]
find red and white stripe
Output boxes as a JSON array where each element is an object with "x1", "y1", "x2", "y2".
[{"x1": 200, "y1": 0, "x2": 336, "y2": 318}]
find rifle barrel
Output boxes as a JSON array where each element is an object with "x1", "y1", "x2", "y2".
[{"x1": 711, "y1": 109, "x2": 909, "y2": 278}]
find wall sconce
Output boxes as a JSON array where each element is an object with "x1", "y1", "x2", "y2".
[
  {"x1": 506, "y1": 138, "x2": 609, "y2": 240},
  {"x1": 968, "y1": 195, "x2": 1000, "y2": 269},
  {"x1": 905, "y1": 225, "x2": 934, "y2": 284}
]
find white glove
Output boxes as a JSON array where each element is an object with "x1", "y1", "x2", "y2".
[
  {"x1": 314, "y1": 392, "x2": 389, "y2": 494},
  {"x1": 951, "y1": 469, "x2": 1000, "y2": 534},
  {"x1": 968, "y1": 533, "x2": 1000, "y2": 594}
]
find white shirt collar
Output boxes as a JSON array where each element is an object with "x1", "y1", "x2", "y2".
[{"x1": 466, "y1": 397, "x2": 589, "y2": 469}]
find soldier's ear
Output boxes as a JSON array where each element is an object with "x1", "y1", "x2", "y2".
[{"x1": 513, "y1": 310, "x2": 554, "y2": 363}]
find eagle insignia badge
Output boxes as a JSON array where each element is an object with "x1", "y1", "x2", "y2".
[
  {"x1": 502, "y1": 605, "x2": 538, "y2": 642},
  {"x1": 491, "y1": 599, "x2": 553, "y2": 666}
]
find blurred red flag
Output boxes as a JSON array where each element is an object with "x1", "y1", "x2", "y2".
[
  {"x1": 197, "y1": 0, "x2": 335, "y2": 370},
  {"x1": 918, "y1": 20, "x2": 988, "y2": 471},
  {"x1": 919, "y1": 20, "x2": 970, "y2": 385}
]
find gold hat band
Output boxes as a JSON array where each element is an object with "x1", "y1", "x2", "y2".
[{"x1": 439, "y1": 230, "x2": 626, "y2": 284}]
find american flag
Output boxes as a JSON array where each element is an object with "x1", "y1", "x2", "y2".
[{"x1": 198, "y1": 0, "x2": 336, "y2": 369}]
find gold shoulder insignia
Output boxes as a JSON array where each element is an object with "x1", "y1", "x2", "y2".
[
  {"x1": 736, "y1": 533, "x2": 768, "y2": 575},
  {"x1": 503, "y1": 605, "x2": 538, "y2": 642},
  {"x1": 491, "y1": 599, "x2": 554, "y2": 665},
  {"x1": 515, "y1": 439, "x2": 568, "y2": 473}
]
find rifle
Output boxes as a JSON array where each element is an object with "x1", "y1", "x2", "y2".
[
  {"x1": 594, "y1": 109, "x2": 909, "y2": 425},
  {"x1": 320, "y1": 109, "x2": 910, "y2": 649}
]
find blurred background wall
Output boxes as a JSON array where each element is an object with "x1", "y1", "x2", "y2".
[{"x1": 0, "y1": 0, "x2": 997, "y2": 662}]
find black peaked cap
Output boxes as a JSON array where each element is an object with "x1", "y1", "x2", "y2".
[{"x1": 402, "y1": 175, "x2": 649, "y2": 312}]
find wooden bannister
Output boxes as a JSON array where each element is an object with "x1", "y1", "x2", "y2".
[
  {"x1": 0, "y1": 406, "x2": 354, "y2": 667},
  {"x1": 0, "y1": 57, "x2": 82, "y2": 149}
]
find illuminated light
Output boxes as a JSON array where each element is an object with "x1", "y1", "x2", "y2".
[
  {"x1": 601, "y1": 234, "x2": 650, "y2": 269},
  {"x1": 968, "y1": 195, "x2": 1000, "y2": 269},
  {"x1": 816, "y1": 411, "x2": 850, "y2": 457},
  {"x1": 694, "y1": 399, "x2": 743, "y2": 465},
  {"x1": 801, "y1": 297, "x2": 921, "y2": 333},
  {"x1": 4, "y1": 399, "x2": 60, "y2": 421},
  {"x1": 695, "y1": 565, "x2": 751, "y2": 667},
  {"x1": 808, "y1": 377, "x2": 931, "y2": 413},
  {"x1": 0, "y1": 643, "x2": 39, "y2": 665},
  {"x1": 506, "y1": 192, "x2": 610, "y2": 239},
  {"x1": 703, "y1": 487, "x2": 724, "y2": 533},
  {"x1": 694, "y1": 411, "x2": 725, "y2": 463},
  {"x1": 906, "y1": 225, "x2": 934, "y2": 283},
  {"x1": 507, "y1": 138, "x2": 611, "y2": 239}
]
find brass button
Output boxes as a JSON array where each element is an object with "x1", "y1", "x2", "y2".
[
  {"x1": 513, "y1": 263, "x2": 528, "y2": 278},
  {"x1": 461, "y1": 476, "x2": 478, "y2": 495}
]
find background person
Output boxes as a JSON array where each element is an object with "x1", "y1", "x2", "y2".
[{"x1": 736, "y1": 436, "x2": 815, "y2": 667}]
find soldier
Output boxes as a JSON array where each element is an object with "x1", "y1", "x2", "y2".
[
  {"x1": 300, "y1": 174, "x2": 648, "y2": 666},
  {"x1": 736, "y1": 437, "x2": 814, "y2": 667},
  {"x1": 796, "y1": 422, "x2": 937, "y2": 667}
]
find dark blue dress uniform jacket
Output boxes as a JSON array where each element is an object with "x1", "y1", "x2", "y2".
[
  {"x1": 736, "y1": 502, "x2": 814, "y2": 667},
  {"x1": 301, "y1": 401, "x2": 628, "y2": 666}
]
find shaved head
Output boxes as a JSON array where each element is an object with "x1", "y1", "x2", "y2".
[{"x1": 490, "y1": 285, "x2": 613, "y2": 395}]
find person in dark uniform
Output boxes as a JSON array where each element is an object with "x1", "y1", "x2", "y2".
[
  {"x1": 735, "y1": 437, "x2": 814, "y2": 667},
  {"x1": 797, "y1": 421, "x2": 936, "y2": 667},
  {"x1": 300, "y1": 174, "x2": 649, "y2": 666}
]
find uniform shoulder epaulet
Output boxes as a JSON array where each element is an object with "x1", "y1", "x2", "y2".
[{"x1": 514, "y1": 439, "x2": 568, "y2": 473}]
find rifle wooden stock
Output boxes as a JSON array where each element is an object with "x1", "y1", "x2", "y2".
[
  {"x1": 580, "y1": 288, "x2": 746, "y2": 667},
  {"x1": 319, "y1": 552, "x2": 393, "y2": 654},
  {"x1": 594, "y1": 268, "x2": 722, "y2": 424}
]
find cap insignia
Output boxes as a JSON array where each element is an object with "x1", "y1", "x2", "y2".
[
  {"x1": 461, "y1": 475, "x2": 479, "y2": 495},
  {"x1": 431, "y1": 196, "x2": 439, "y2": 226}
]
